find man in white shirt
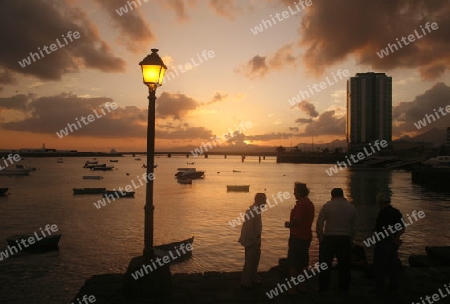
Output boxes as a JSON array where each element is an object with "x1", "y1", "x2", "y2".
[
  {"x1": 316, "y1": 188, "x2": 358, "y2": 293},
  {"x1": 239, "y1": 193, "x2": 266, "y2": 288}
]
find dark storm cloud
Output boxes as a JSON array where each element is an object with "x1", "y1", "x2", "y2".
[
  {"x1": 205, "y1": 92, "x2": 228, "y2": 105},
  {"x1": 0, "y1": 0, "x2": 126, "y2": 82},
  {"x1": 289, "y1": 0, "x2": 450, "y2": 78},
  {"x1": 297, "y1": 100, "x2": 319, "y2": 117},
  {"x1": 301, "y1": 110, "x2": 345, "y2": 136},
  {"x1": 246, "y1": 132, "x2": 297, "y2": 141},
  {"x1": 393, "y1": 82, "x2": 450, "y2": 134},
  {"x1": 209, "y1": 0, "x2": 239, "y2": 20},
  {"x1": 156, "y1": 92, "x2": 199, "y2": 119},
  {"x1": 0, "y1": 94, "x2": 30, "y2": 111},
  {"x1": 0, "y1": 70, "x2": 16, "y2": 84},
  {"x1": 0, "y1": 93, "x2": 147, "y2": 138},
  {"x1": 93, "y1": 0, "x2": 155, "y2": 53},
  {"x1": 295, "y1": 118, "x2": 313, "y2": 124},
  {"x1": 156, "y1": 126, "x2": 213, "y2": 140},
  {"x1": 235, "y1": 44, "x2": 296, "y2": 79},
  {"x1": 161, "y1": 0, "x2": 191, "y2": 21}
]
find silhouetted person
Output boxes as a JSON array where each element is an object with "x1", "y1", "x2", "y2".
[
  {"x1": 285, "y1": 182, "x2": 315, "y2": 294},
  {"x1": 238, "y1": 193, "x2": 266, "y2": 288},
  {"x1": 316, "y1": 188, "x2": 358, "y2": 294},
  {"x1": 373, "y1": 192, "x2": 405, "y2": 294}
]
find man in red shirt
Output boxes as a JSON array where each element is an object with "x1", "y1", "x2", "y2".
[{"x1": 285, "y1": 182, "x2": 315, "y2": 294}]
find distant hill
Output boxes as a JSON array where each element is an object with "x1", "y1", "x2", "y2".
[{"x1": 396, "y1": 128, "x2": 446, "y2": 146}]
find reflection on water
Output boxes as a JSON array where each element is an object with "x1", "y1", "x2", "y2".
[
  {"x1": 347, "y1": 169, "x2": 392, "y2": 205},
  {"x1": 0, "y1": 157, "x2": 449, "y2": 303}
]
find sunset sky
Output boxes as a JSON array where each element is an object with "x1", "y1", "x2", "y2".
[{"x1": 0, "y1": 0, "x2": 449, "y2": 151}]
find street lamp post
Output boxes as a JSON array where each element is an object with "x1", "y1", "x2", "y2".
[
  {"x1": 123, "y1": 49, "x2": 170, "y2": 299},
  {"x1": 139, "y1": 49, "x2": 167, "y2": 259}
]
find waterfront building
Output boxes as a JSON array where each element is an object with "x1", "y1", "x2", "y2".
[{"x1": 347, "y1": 72, "x2": 392, "y2": 152}]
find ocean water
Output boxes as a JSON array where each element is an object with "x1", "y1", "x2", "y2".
[{"x1": 0, "y1": 155, "x2": 449, "y2": 303}]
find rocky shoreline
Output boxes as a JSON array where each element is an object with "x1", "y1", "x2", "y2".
[{"x1": 71, "y1": 246, "x2": 450, "y2": 304}]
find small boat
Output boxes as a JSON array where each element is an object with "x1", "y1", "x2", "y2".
[
  {"x1": 109, "y1": 160, "x2": 119, "y2": 163},
  {"x1": 91, "y1": 166, "x2": 114, "y2": 171},
  {"x1": 0, "y1": 165, "x2": 32, "y2": 176},
  {"x1": 0, "y1": 188, "x2": 8, "y2": 195},
  {"x1": 73, "y1": 188, "x2": 106, "y2": 195},
  {"x1": 422, "y1": 155, "x2": 450, "y2": 167},
  {"x1": 153, "y1": 236, "x2": 194, "y2": 263},
  {"x1": 7, "y1": 234, "x2": 62, "y2": 251},
  {"x1": 187, "y1": 162, "x2": 195, "y2": 165},
  {"x1": 103, "y1": 190, "x2": 135, "y2": 198},
  {"x1": 227, "y1": 185, "x2": 250, "y2": 192},
  {"x1": 177, "y1": 178, "x2": 192, "y2": 184},
  {"x1": 84, "y1": 163, "x2": 106, "y2": 169},
  {"x1": 82, "y1": 176, "x2": 103, "y2": 180},
  {"x1": 135, "y1": 158, "x2": 142, "y2": 161},
  {"x1": 85, "y1": 161, "x2": 98, "y2": 165},
  {"x1": 174, "y1": 168, "x2": 205, "y2": 179},
  {"x1": 232, "y1": 170, "x2": 242, "y2": 173}
]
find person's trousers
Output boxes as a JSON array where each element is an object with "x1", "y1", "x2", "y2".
[
  {"x1": 319, "y1": 235, "x2": 352, "y2": 292},
  {"x1": 241, "y1": 241, "x2": 261, "y2": 286},
  {"x1": 374, "y1": 240, "x2": 400, "y2": 291}
]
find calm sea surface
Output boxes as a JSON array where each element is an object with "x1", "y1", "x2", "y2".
[{"x1": 0, "y1": 156, "x2": 449, "y2": 303}]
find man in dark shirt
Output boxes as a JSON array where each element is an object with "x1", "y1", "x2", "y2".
[{"x1": 373, "y1": 192, "x2": 405, "y2": 294}]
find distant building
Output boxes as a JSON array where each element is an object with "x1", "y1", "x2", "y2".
[{"x1": 347, "y1": 72, "x2": 392, "y2": 151}]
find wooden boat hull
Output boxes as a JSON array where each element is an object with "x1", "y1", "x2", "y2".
[
  {"x1": 227, "y1": 185, "x2": 250, "y2": 192},
  {"x1": 82, "y1": 176, "x2": 103, "y2": 180},
  {"x1": 7, "y1": 234, "x2": 62, "y2": 251},
  {"x1": 91, "y1": 166, "x2": 114, "y2": 171},
  {"x1": 0, "y1": 170, "x2": 30, "y2": 176},
  {"x1": 73, "y1": 188, "x2": 106, "y2": 194},
  {"x1": 177, "y1": 178, "x2": 192, "y2": 184},
  {"x1": 103, "y1": 190, "x2": 135, "y2": 198},
  {"x1": 153, "y1": 236, "x2": 194, "y2": 263}
]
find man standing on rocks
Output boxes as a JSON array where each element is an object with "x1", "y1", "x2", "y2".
[
  {"x1": 316, "y1": 188, "x2": 358, "y2": 294},
  {"x1": 238, "y1": 193, "x2": 266, "y2": 288},
  {"x1": 373, "y1": 192, "x2": 405, "y2": 294}
]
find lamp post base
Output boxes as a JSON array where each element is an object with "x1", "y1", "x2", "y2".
[{"x1": 123, "y1": 255, "x2": 171, "y2": 299}]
